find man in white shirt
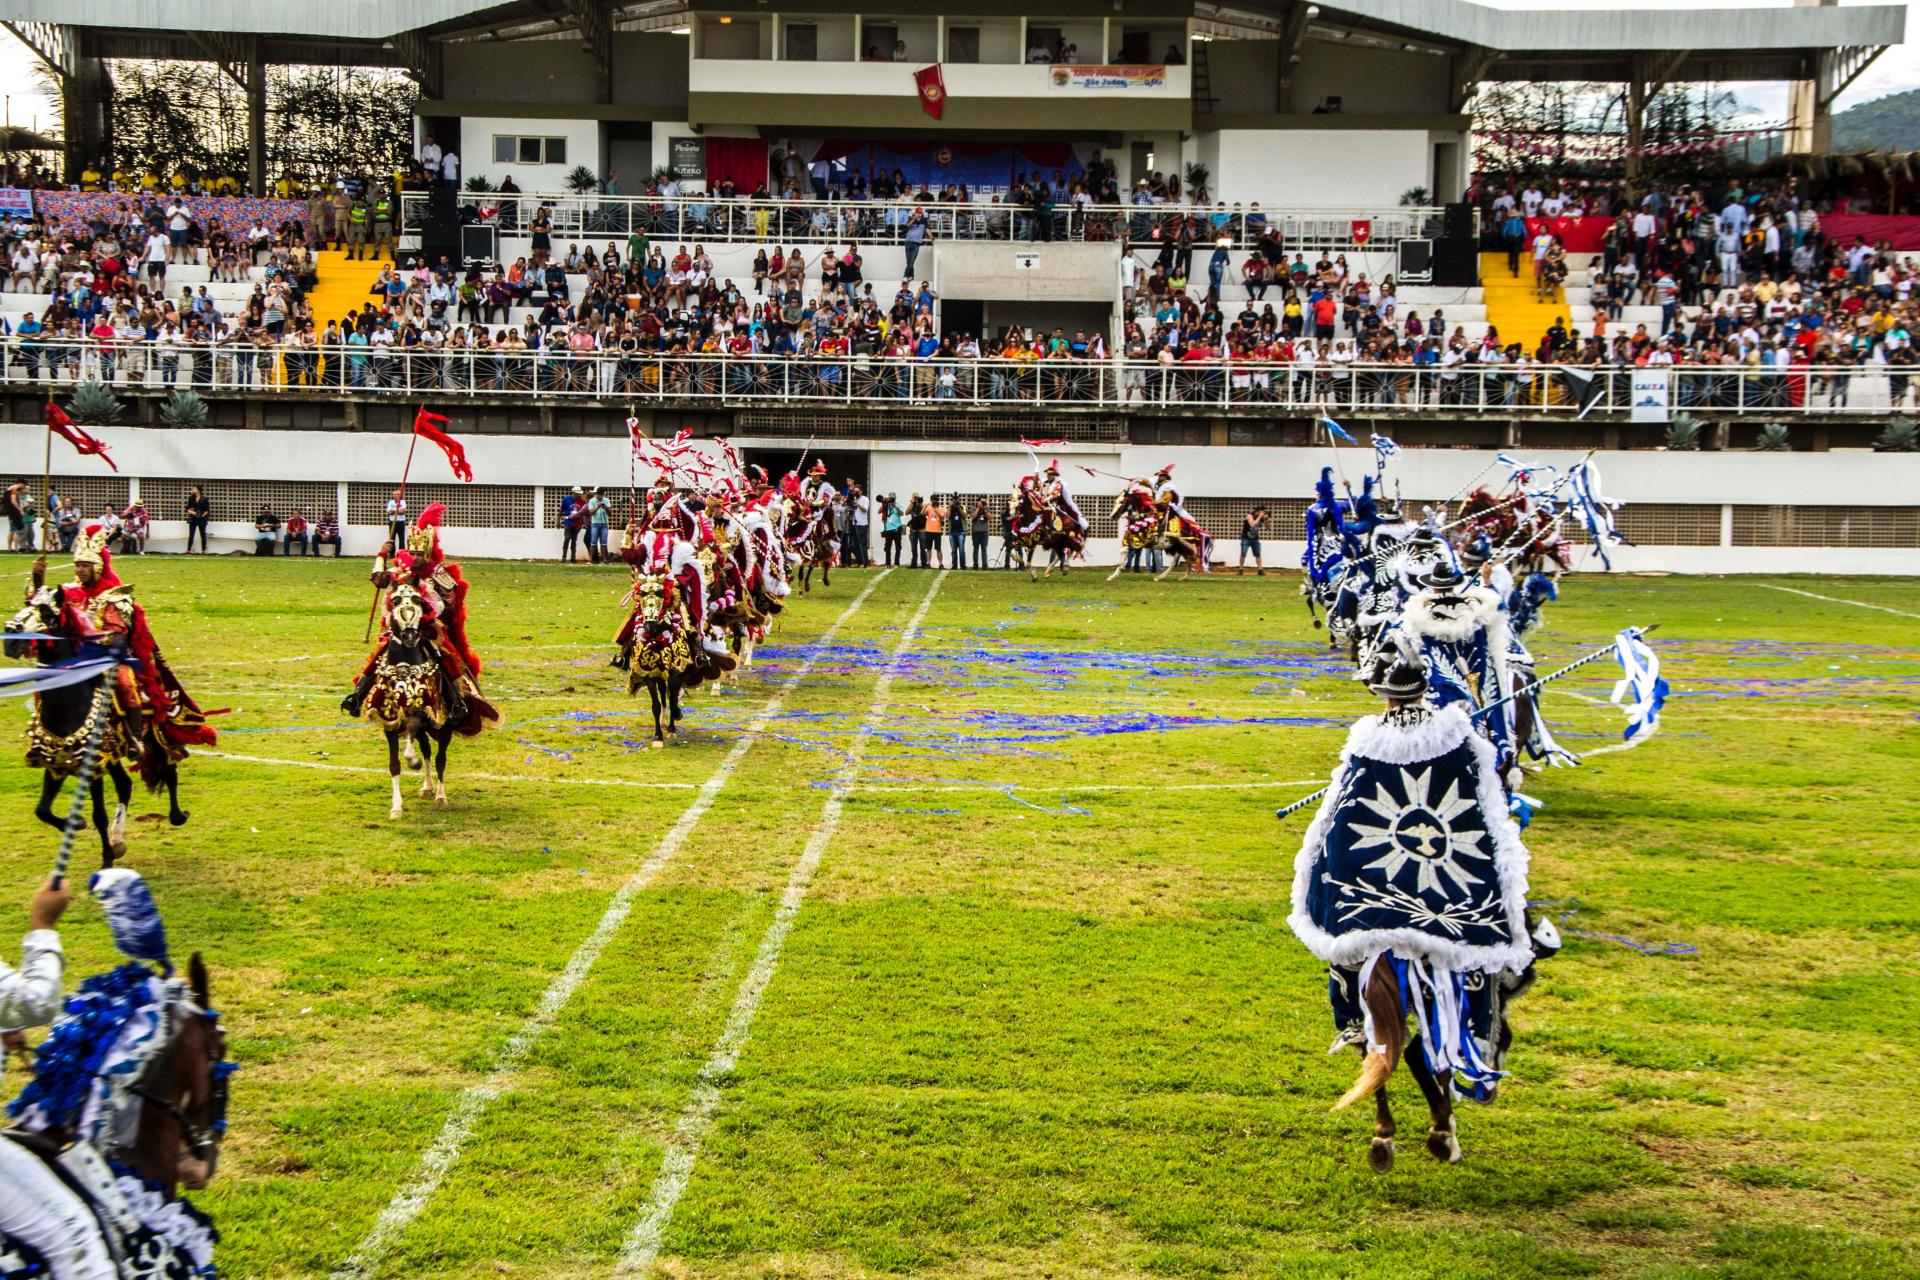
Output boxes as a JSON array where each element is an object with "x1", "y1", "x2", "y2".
[
  {"x1": 386, "y1": 491, "x2": 408, "y2": 545},
  {"x1": 420, "y1": 135, "x2": 443, "y2": 174},
  {"x1": 7, "y1": 243, "x2": 35, "y2": 292},
  {"x1": 165, "y1": 201, "x2": 193, "y2": 265},
  {"x1": 142, "y1": 228, "x2": 169, "y2": 283},
  {"x1": 1520, "y1": 185, "x2": 1544, "y2": 217},
  {"x1": 442, "y1": 150, "x2": 460, "y2": 186}
]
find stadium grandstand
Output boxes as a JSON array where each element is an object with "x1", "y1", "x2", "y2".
[{"x1": 0, "y1": 0, "x2": 1913, "y2": 572}]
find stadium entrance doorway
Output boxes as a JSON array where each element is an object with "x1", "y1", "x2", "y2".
[{"x1": 742, "y1": 447, "x2": 869, "y2": 495}]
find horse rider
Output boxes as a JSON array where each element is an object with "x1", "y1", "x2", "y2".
[
  {"x1": 1040, "y1": 460, "x2": 1086, "y2": 536},
  {"x1": 341, "y1": 503, "x2": 498, "y2": 734},
  {"x1": 57, "y1": 527, "x2": 217, "y2": 771}
]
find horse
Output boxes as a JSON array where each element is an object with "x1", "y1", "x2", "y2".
[
  {"x1": 1, "y1": 953, "x2": 232, "y2": 1275},
  {"x1": 613, "y1": 562, "x2": 693, "y2": 746},
  {"x1": 5, "y1": 582, "x2": 188, "y2": 868},
  {"x1": 786, "y1": 506, "x2": 835, "y2": 593},
  {"x1": 347, "y1": 581, "x2": 494, "y2": 818},
  {"x1": 1008, "y1": 490, "x2": 1083, "y2": 581},
  {"x1": 1106, "y1": 492, "x2": 1207, "y2": 582},
  {"x1": 1332, "y1": 921, "x2": 1556, "y2": 1173}
]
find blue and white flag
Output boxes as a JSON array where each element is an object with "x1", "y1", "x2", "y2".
[
  {"x1": 1610, "y1": 627, "x2": 1668, "y2": 742},
  {"x1": 1567, "y1": 459, "x2": 1627, "y2": 570},
  {"x1": 0, "y1": 654, "x2": 123, "y2": 698},
  {"x1": 1370, "y1": 434, "x2": 1399, "y2": 460},
  {"x1": 1324, "y1": 416, "x2": 1358, "y2": 445}
]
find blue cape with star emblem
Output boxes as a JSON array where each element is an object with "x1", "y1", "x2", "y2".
[{"x1": 1289, "y1": 704, "x2": 1534, "y2": 974}]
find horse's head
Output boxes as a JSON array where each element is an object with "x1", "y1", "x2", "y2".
[
  {"x1": 5, "y1": 585, "x2": 69, "y2": 662},
  {"x1": 634, "y1": 570, "x2": 676, "y2": 641},
  {"x1": 385, "y1": 581, "x2": 427, "y2": 651},
  {"x1": 129, "y1": 953, "x2": 233, "y2": 1192}
]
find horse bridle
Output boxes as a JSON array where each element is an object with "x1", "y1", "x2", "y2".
[{"x1": 127, "y1": 995, "x2": 231, "y2": 1165}]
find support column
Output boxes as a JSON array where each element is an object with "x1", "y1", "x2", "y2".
[{"x1": 246, "y1": 48, "x2": 267, "y2": 196}]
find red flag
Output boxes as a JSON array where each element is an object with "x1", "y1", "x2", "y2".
[
  {"x1": 45, "y1": 402, "x2": 117, "y2": 472},
  {"x1": 413, "y1": 407, "x2": 473, "y2": 482},
  {"x1": 914, "y1": 64, "x2": 946, "y2": 119},
  {"x1": 1350, "y1": 219, "x2": 1372, "y2": 245}
]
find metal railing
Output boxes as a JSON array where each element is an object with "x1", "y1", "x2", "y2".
[
  {"x1": 0, "y1": 340, "x2": 1905, "y2": 416},
  {"x1": 400, "y1": 191, "x2": 1446, "y2": 252}
]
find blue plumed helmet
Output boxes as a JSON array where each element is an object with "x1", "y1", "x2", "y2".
[
  {"x1": 87, "y1": 868, "x2": 171, "y2": 974},
  {"x1": 1313, "y1": 465, "x2": 1338, "y2": 511}
]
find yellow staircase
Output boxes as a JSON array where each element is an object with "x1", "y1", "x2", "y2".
[
  {"x1": 1479, "y1": 251, "x2": 1566, "y2": 356},
  {"x1": 307, "y1": 249, "x2": 390, "y2": 330}
]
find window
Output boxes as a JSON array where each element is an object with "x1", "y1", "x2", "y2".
[
  {"x1": 492, "y1": 135, "x2": 568, "y2": 166},
  {"x1": 785, "y1": 22, "x2": 817, "y2": 61},
  {"x1": 947, "y1": 26, "x2": 979, "y2": 63}
]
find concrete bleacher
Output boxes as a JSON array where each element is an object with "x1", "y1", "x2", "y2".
[{"x1": 0, "y1": 260, "x2": 278, "y2": 323}]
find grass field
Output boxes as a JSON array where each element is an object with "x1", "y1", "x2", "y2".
[{"x1": 1, "y1": 556, "x2": 1916, "y2": 1280}]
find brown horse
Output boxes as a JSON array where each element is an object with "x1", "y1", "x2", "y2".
[
  {"x1": 1332, "y1": 926, "x2": 1554, "y2": 1172},
  {"x1": 1106, "y1": 492, "x2": 1207, "y2": 582},
  {"x1": 614, "y1": 562, "x2": 694, "y2": 746},
  {"x1": 786, "y1": 507, "x2": 835, "y2": 593},
  {"x1": 1, "y1": 954, "x2": 232, "y2": 1274},
  {"x1": 1008, "y1": 489, "x2": 1084, "y2": 580}
]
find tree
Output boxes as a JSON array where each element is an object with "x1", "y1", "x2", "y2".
[{"x1": 1470, "y1": 80, "x2": 1757, "y2": 186}]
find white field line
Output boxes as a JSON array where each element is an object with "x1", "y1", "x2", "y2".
[
  {"x1": 331, "y1": 568, "x2": 896, "y2": 1280},
  {"x1": 845, "y1": 778, "x2": 1325, "y2": 793},
  {"x1": 1755, "y1": 583, "x2": 1920, "y2": 621},
  {"x1": 199, "y1": 749, "x2": 701, "y2": 790},
  {"x1": 616, "y1": 569, "x2": 949, "y2": 1275}
]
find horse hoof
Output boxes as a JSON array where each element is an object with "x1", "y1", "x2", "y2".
[
  {"x1": 169, "y1": 811, "x2": 189, "y2": 827},
  {"x1": 388, "y1": 806, "x2": 404, "y2": 820},
  {"x1": 649, "y1": 740, "x2": 664, "y2": 750},
  {"x1": 1427, "y1": 1124, "x2": 1461, "y2": 1164},
  {"x1": 1369, "y1": 1138, "x2": 1396, "y2": 1173},
  {"x1": 434, "y1": 794, "x2": 448, "y2": 809}
]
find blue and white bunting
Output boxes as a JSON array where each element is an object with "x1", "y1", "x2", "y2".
[
  {"x1": 1324, "y1": 416, "x2": 1358, "y2": 445},
  {"x1": 1370, "y1": 434, "x2": 1399, "y2": 460},
  {"x1": 1609, "y1": 627, "x2": 1668, "y2": 742},
  {"x1": 1568, "y1": 459, "x2": 1627, "y2": 570}
]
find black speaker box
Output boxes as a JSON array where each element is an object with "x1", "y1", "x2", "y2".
[
  {"x1": 1433, "y1": 237, "x2": 1478, "y2": 287},
  {"x1": 1442, "y1": 201, "x2": 1473, "y2": 240}
]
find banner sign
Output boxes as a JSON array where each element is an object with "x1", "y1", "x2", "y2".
[
  {"x1": 1046, "y1": 64, "x2": 1167, "y2": 92},
  {"x1": 668, "y1": 137, "x2": 706, "y2": 182},
  {"x1": 1630, "y1": 369, "x2": 1671, "y2": 424},
  {"x1": 1013, "y1": 250, "x2": 1041, "y2": 270},
  {"x1": 0, "y1": 188, "x2": 33, "y2": 219},
  {"x1": 914, "y1": 64, "x2": 947, "y2": 119}
]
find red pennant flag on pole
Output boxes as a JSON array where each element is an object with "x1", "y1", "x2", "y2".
[
  {"x1": 412, "y1": 407, "x2": 474, "y2": 482},
  {"x1": 44, "y1": 402, "x2": 117, "y2": 472},
  {"x1": 914, "y1": 64, "x2": 946, "y2": 119}
]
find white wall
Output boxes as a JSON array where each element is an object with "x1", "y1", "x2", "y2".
[
  {"x1": 1210, "y1": 129, "x2": 1430, "y2": 207},
  {"x1": 465, "y1": 117, "x2": 605, "y2": 190},
  {"x1": 9, "y1": 429, "x2": 1911, "y2": 572}
]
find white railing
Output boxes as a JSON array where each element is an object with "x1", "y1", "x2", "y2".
[
  {"x1": 0, "y1": 341, "x2": 1904, "y2": 416},
  {"x1": 401, "y1": 191, "x2": 1448, "y2": 252}
]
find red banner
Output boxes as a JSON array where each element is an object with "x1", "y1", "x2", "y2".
[
  {"x1": 914, "y1": 64, "x2": 946, "y2": 119},
  {"x1": 1350, "y1": 219, "x2": 1371, "y2": 245},
  {"x1": 45, "y1": 403, "x2": 117, "y2": 472},
  {"x1": 1523, "y1": 216, "x2": 1610, "y2": 255},
  {"x1": 413, "y1": 407, "x2": 473, "y2": 483},
  {"x1": 1821, "y1": 214, "x2": 1920, "y2": 251}
]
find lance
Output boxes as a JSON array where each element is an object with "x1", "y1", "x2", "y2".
[
  {"x1": 364, "y1": 426, "x2": 422, "y2": 643},
  {"x1": 1273, "y1": 626, "x2": 1657, "y2": 821},
  {"x1": 51, "y1": 653, "x2": 122, "y2": 887}
]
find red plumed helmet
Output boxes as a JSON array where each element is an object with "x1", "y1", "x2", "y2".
[{"x1": 416, "y1": 502, "x2": 447, "y2": 530}]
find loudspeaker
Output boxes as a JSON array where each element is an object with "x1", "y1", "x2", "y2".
[
  {"x1": 1433, "y1": 237, "x2": 1478, "y2": 287},
  {"x1": 420, "y1": 185, "x2": 462, "y2": 266},
  {"x1": 1442, "y1": 201, "x2": 1473, "y2": 240},
  {"x1": 460, "y1": 222, "x2": 498, "y2": 265},
  {"x1": 1397, "y1": 238, "x2": 1433, "y2": 282}
]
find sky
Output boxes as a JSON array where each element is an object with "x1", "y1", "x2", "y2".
[{"x1": 0, "y1": 0, "x2": 1914, "y2": 139}]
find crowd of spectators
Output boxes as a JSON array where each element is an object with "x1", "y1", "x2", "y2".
[{"x1": 1483, "y1": 175, "x2": 1920, "y2": 404}]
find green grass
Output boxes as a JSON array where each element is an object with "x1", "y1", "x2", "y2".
[{"x1": 0, "y1": 557, "x2": 1915, "y2": 1280}]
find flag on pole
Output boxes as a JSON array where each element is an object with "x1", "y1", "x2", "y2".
[
  {"x1": 1609, "y1": 627, "x2": 1669, "y2": 742},
  {"x1": 1370, "y1": 434, "x2": 1398, "y2": 460},
  {"x1": 914, "y1": 64, "x2": 947, "y2": 118},
  {"x1": 1324, "y1": 416, "x2": 1357, "y2": 444},
  {"x1": 1568, "y1": 459, "x2": 1627, "y2": 569},
  {"x1": 1558, "y1": 366, "x2": 1609, "y2": 419},
  {"x1": 44, "y1": 403, "x2": 117, "y2": 472},
  {"x1": 413, "y1": 407, "x2": 474, "y2": 482}
]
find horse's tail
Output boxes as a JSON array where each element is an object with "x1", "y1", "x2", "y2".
[{"x1": 1333, "y1": 955, "x2": 1404, "y2": 1112}]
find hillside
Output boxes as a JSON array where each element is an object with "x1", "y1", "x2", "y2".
[{"x1": 1832, "y1": 87, "x2": 1920, "y2": 151}]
